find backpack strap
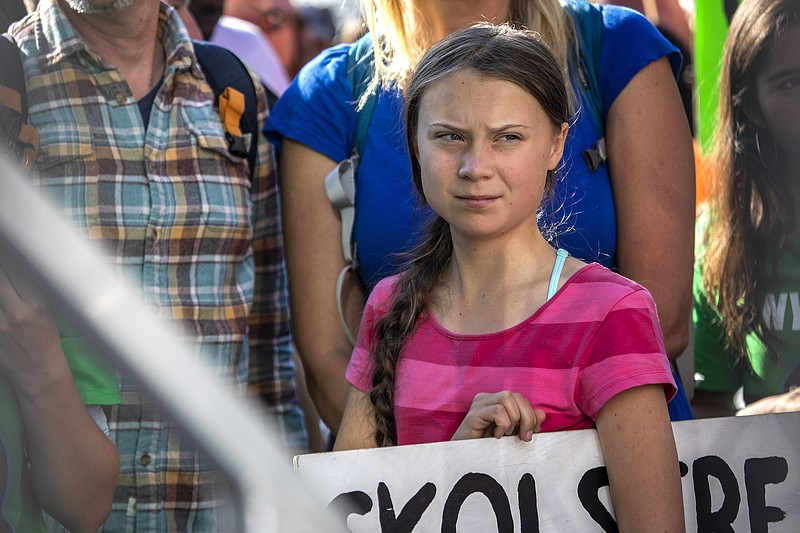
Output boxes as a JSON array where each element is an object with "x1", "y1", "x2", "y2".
[
  {"x1": 563, "y1": 1, "x2": 607, "y2": 172},
  {"x1": 326, "y1": 34, "x2": 378, "y2": 268},
  {"x1": 347, "y1": 34, "x2": 378, "y2": 162},
  {"x1": 324, "y1": 34, "x2": 379, "y2": 346},
  {"x1": 1, "y1": 33, "x2": 39, "y2": 171},
  {"x1": 193, "y1": 40, "x2": 259, "y2": 183}
]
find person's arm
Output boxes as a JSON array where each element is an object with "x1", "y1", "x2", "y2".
[
  {"x1": 736, "y1": 389, "x2": 800, "y2": 416},
  {"x1": 654, "y1": 0, "x2": 693, "y2": 53},
  {"x1": 293, "y1": 348, "x2": 328, "y2": 452},
  {"x1": 0, "y1": 270, "x2": 118, "y2": 533},
  {"x1": 333, "y1": 385, "x2": 378, "y2": 450},
  {"x1": 691, "y1": 389, "x2": 737, "y2": 418},
  {"x1": 247, "y1": 79, "x2": 303, "y2": 447},
  {"x1": 595, "y1": 384, "x2": 685, "y2": 532},
  {"x1": 606, "y1": 56, "x2": 695, "y2": 359},
  {"x1": 691, "y1": 224, "x2": 741, "y2": 420},
  {"x1": 280, "y1": 138, "x2": 366, "y2": 435}
]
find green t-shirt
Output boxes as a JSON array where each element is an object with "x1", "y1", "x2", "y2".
[
  {"x1": 0, "y1": 380, "x2": 45, "y2": 532},
  {"x1": 0, "y1": 337, "x2": 119, "y2": 531},
  {"x1": 59, "y1": 333, "x2": 121, "y2": 405},
  {"x1": 694, "y1": 213, "x2": 800, "y2": 404}
]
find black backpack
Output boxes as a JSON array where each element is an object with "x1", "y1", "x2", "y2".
[
  {"x1": 1, "y1": 33, "x2": 38, "y2": 169},
  {"x1": 0, "y1": 35, "x2": 261, "y2": 180}
]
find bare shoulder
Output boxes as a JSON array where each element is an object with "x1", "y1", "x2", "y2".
[{"x1": 562, "y1": 255, "x2": 587, "y2": 279}]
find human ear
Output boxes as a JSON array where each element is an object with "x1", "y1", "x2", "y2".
[
  {"x1": 548, "y1": 122, "x2": 569, "y2": 170},
  {"x1": 740, "y1": 81, "x2": 768, "y2": 128},
  {"x1": 742, "y1": 98, "x2": 766, "y2": 129}
]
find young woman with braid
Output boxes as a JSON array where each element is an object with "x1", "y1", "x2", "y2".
[
  {"x1": 334, "y1": 25, "x2": 684, "y2": 532},
  {"x1": 693, "y1": 0, "x2": 800, "y2": 418},
  {"x1": 266, "y1": 0, "x2": 695, "y2": 439}
]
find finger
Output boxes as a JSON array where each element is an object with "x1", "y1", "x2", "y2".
[
  {"x1": 495, "y1": 391, "x2": 522, "y2": 436},
  {"x1": 0, "y1": 267, "x2": 23, "y2": 315},
  {"x1": 467, "y1": 392, "x2": 511, "y2": 438},
  {"x1": 513, "y1": 396, "x2": 537, "y2": 441},
  {"x1": 490, "y1": 404, "x2": 516, "y2": 439},
  {"x1": 532, "y1": 409, "x2": 546, "y2": 433},
  {"x1": 1, "y1": 267, "x2": 39, "y2": 301},
  {"x1": 473, "y1": 403, "x2": 511, "y2": 440},
  {"x1": 493, "y1": 419, "x2": 509, "y2": 439}
]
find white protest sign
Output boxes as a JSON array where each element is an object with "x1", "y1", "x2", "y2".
[{"x1": 294, "y1": 412, "x2": 800, "y2": 532}]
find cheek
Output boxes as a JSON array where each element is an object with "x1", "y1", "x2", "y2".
[
  {"x1": 416, "y1": 148, "x2": 450, "y2": 209},
  {"x1": 417, "y1": 144, "x2": 449, "y2": 183},
  {"x1": 761, "y1": 97, "x2": 800, "y2": 153}
]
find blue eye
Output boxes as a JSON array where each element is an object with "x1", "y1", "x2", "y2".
[
  {"x1": 437, "y1": 132, "x2": 464, "y2": 142},
  {"x1": 779, "y1": 77, "x2": 800, "y2": 90}
]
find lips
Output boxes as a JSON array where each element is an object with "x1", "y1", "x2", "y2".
[{"x1": 455, "y1": 195, "x2": 500, "y2": 208}]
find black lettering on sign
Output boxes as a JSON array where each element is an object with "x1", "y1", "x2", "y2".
[
  {"x1": 328, "y1": 490, "x2": 373, "y2": 524},
  {"x1": 578, "y1": 467, "x2": 618, "y2": 533},
  {"x1": 518, "y1": 473, "x2": 539, "y2": 533},
  {"x1": 441, "y1": 472, "x2": 514, "y2": 533},
  {"x1": 693, "y1": 455, "x2": 740, "y2": 532},
  {"x1": 744, "y1": 456, "x2": 788, "y2": 533},
  {"x1": 377, "y1": 481, "x2": 436, "y2": 533}
]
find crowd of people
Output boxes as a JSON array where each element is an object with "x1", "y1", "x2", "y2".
[{"x1": 0, "y1": 0, "x2": 797, "y2": 531}]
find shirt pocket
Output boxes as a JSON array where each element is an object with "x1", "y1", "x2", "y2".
[
  {"x1": 33, "y1": 123, "x2": 103, "y2": 232},
  {"x1": 35, "y1": 123, "x2": 96, "y2": 182},
  {"x1": 178, "y1": 106, "x2": 253, "y2": 260}
]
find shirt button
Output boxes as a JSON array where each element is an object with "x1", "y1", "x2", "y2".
[
  {"x1": 140, "y1": 453, "x2": 152, "y2": 466},
  {"x1": 116, "y1": 92, "x2": 127, "y2": 105}
]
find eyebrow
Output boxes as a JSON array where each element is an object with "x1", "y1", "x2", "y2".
[
  {"x1": 764, "y1": 68, "x2": 800, "y2": 83},
  {"x1": 426, "y1": 122, "x2": 533, "y2": 133}
]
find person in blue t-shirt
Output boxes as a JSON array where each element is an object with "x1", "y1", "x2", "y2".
[{"x1": 266, "y1": 0, "x2": 695, "y2": 437}]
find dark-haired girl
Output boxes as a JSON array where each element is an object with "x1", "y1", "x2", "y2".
[
  {"x1": 335, "y1": 24, "x2": 684, "y2": 532},
  {"x1": 693, "y1": 0, "x2": 800, "y2": 417}
]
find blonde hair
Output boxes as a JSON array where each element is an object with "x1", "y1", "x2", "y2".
[{"x1": 359, "y1": 0, "x2": 573, "y2": 102}]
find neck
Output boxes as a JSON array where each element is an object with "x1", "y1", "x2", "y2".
[
  {"x1": 433, "y1": 228, "x2": 559, "y2": 334},
  {"x1": 59, "y1": 0, "x2": 164, "y2": 100},
  {"x1": 416, "y1": 0, "x2": 511, "y2": 43},
  {"x1": 445, "y1": 228, "x2": 555, "y2": 304},
  {"x1": 786, "y1": 157, "x2": 800, "y2": 214}
]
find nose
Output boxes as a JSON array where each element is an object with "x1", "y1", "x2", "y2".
[{"x1": 458, "y1": 142, "x2": 493, "y2": 181}]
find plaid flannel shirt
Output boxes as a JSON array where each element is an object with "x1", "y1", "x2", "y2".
[{"x1": 11, "y1": 1, "x2": 306, "y2": 530}]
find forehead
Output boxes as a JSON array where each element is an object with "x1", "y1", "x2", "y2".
[
  {"x1": 418, "y1": 70, "x2": 541, "y2": 117},
  {"x1": 759, "y1": 24, "x2": 800, "y2": 73}
]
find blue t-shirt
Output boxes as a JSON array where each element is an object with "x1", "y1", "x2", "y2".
[{"x1": 266, "y1": 6, "x2": 680, "y2": 293}]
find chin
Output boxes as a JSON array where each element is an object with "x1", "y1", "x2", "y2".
[{"x1": 65, "y1": 0, "x2": 136, "y2": 14}]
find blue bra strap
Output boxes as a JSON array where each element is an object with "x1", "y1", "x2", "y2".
[{"x1": 547, "y1": 248, "x2": 569, "y2": 301}]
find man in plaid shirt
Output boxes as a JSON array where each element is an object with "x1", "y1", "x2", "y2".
[{"x1": 9, "y1": 0, "x2": 306, "y2": 530}]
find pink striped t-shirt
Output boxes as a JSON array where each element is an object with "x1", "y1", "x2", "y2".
[{"x1": 346, "y1": 263, "x2": 677, "y2": 446}]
